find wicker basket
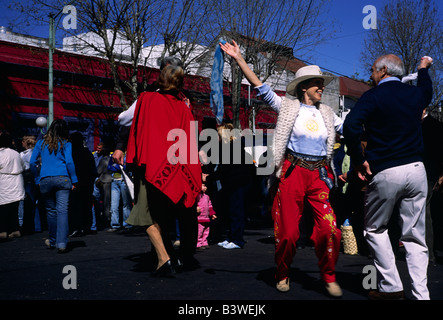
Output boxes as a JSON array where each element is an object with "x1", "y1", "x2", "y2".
[{"x1": 341, "y1": 225, "x2": 358, "y2": 255}]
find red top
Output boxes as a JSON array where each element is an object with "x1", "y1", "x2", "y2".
[{"x1": 126, "y1": 91, "x2": 202, "y2": 208}]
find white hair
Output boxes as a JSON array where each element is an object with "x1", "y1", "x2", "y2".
[{"x1": 375, "y1": 55, "x2": 405, "y2": 77}]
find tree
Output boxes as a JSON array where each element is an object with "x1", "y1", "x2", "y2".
[
  {"x1": 211, "y1": 0, "x2": 336, "y2": 128},
  {"x1": 361, "y1": 0, "x2": 443, "y2": 107},
  {"x1": 151, "y1": 0, "x2": 215, "y2": 73},
  {"x1": 74, "y1": 0, "x2": 161, "y2": 107},
  {"x1": 9, "y1": 0, "x2": 216, "y2": 109},
  {"x1": 8, "y1": 0, "x2": 336, "y2": 119}
]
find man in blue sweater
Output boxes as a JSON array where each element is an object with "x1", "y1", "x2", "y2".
[{"x1": 343, "y1": 54, "x2": 433, "y2": 300}]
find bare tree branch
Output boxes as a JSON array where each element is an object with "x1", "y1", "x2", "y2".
[
  {"x1": 211, "y1": 0, "x2": 335, "y2": 128},
  {"x1": 361, "y1": 0, "x2": 442, "y2": 106}
]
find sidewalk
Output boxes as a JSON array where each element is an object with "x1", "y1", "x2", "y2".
[{"x1": 1, "y1": 223, "x2": 442, "y2": 302}]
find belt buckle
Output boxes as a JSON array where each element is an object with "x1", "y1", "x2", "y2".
[
  {"x1": 303, "y1": 159, "x2": 322, "y2": 171},
  {"x1": 307, "y1": 162, "x2": 316, "y2": 171}
]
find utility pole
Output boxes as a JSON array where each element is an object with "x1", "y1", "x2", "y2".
[
  {"x1": 47, "y1": 1, "x2": 75, "y2": 128},
  {"x1": 48, "y1": 13, "x2": 55, "y2": 127}
]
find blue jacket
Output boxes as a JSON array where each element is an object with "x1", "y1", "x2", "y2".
[
  {"x1": 343, "y1": 68, "x2": 433, "y2": 175},
  {"x1": 30, "y1": 139, "x2": 78, "y2": 184}
]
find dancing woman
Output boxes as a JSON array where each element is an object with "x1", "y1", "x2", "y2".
[{"x1": 220, "y1": 41, "x2": 344, "y2": 297}]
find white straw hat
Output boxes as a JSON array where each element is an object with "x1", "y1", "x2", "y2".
[{"x1": 286, "y1": 65, "x2": 334, "y2": 96}]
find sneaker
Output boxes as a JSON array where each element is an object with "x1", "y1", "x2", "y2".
[
  {"x1": 325, "y1": 281, "x2": 343, "y2": 298},
  {"x1": 276, "y1": 278, "x2": 290, "y2": 292},
  {"x1": 217, "y1": 240, "x2": 229, "y2": 247},
  {"x1": 173, "y1": 240, "x2": 181, "y2": 248},
  {"x1": 223, "y1": 242, "x2": 240, "y2": 249}
]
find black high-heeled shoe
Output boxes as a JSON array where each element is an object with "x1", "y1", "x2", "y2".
[{"x1": 151, "y1": 260, "x2": 176, "y2": 278}]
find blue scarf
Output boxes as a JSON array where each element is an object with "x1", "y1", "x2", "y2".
[{"x1": 210, "y1": 39, "x2": 226, "y2": 124}]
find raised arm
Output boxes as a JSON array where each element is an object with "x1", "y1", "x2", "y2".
[
  {"x1": 220, "y1": 40, "x2": 263, "y2": 88},
  {"x1": 416, "y1": 56, "x2": 433, "y2": 107},
  {"x1": 417, "y1": 56, "x2": 433, "y2": 70}
]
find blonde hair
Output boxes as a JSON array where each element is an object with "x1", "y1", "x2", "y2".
[
  {"x1": 22, "y1": 135, "x2": 37, "y2": 149},
  {"x1": 217, "y1": 123, "x2": 237, "y2": 144}
]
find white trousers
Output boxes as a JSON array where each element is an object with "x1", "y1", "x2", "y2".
[{"x1": 364, "y1": 162, "x2": 430, "y2": 300}]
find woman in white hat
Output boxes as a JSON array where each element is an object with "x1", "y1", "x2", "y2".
[{"x1": 220, "y1": 40, "x2": 344, "y2": 297}]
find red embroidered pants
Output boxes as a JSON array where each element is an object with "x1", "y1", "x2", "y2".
[{"x1": 272, "y1": 160, "x2": 341, "y2": 283}]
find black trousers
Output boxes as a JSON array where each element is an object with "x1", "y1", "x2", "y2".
[
  {"x1": 0, "y1": 201, "x2": 20, "y2": 234},
  {"x1": 69, "y1": 185, "x2": 94, "y2": 232},
  {"x1": 145, "y1": 182, "x2": 197, "y2": 264}
]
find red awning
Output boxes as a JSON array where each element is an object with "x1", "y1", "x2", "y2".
[{"x1": 339, "y1": 77, "x2": 371, "y2": 98}]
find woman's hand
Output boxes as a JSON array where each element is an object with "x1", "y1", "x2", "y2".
[
  {"x1": 219, "y1": 40, "x2": 263, "y2": 88},
  {"x1": 220, "y1": 40, "x2": 242, "y2": 61}
]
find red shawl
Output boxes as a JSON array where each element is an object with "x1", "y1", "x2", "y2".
[{"x1": 126, "y1": 91, "x2": 202, "y2": 208}]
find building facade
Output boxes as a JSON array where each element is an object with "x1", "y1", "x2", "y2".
[{"x1": 1, "y1": 29, "x2": 370, "y2": 152}]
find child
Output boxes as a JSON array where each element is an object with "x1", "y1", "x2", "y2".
[{"x1": 196, "y1": 183, "x2": 216, "y2": 249}]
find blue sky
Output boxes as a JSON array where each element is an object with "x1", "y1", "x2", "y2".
[
  {"x1": 309, "y1": 0, "x2": 386, "y2": 78},
  {"x1": 0, "y1": 0, "x2": 438, "y2": 80}
]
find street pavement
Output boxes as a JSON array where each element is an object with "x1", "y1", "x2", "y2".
[{"x1": 1, "y1": 220, "x2": 443, "y2": 316}]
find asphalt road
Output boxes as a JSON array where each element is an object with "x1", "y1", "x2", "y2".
[{"x1": 1, "y1": 222, "x2": 442, "y2": 317}]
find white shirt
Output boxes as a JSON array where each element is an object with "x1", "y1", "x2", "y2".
[
  {"x1": 20, "y1": 148, "x2": 33, "y2": 171},
  {"x1": 118, "y1": 92, "x2": 190, "y2": 127},
  {"x1": 255, "y1": 84, "x2": 343, "y2": 156},
  {"x1": 118, "y1": 100, "x2": 137, "y2": 126},
  {"x1": 0, "y1": 148, "x2": 25, "y2": 205}
]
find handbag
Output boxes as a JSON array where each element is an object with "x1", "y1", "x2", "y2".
[{"x1": 341, "y1": 219, "x2": 358, "y2": 255}]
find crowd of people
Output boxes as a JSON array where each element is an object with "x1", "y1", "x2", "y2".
[{"x1": 0, "y1": 51, "x2": 442, "y2": 300}]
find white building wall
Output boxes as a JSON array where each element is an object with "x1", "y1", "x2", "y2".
[
  {"x1": 63, "y1": 30, "x2": 132, "y2": 61},
  {"x1": 60, "y1": 30, "x2": 342, "y2": 110},
  {"x1": 0, "y1": 27, "x2": 48, "y2": 48}
]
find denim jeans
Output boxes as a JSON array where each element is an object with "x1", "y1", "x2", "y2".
[
  {"x1": 18, "y1": 181, "x2": 41, "y2": 232},
  {"x1": 39, "y1": 176, "x2": 71, "y2": 249},
  {"x1": 110, "y1": 179, "x2": 132, "y2": 229},
  {"x1": 226, "y1": 183, "x2": 251, "y2": 248},
  {"x1": 90, "y1": 181, "x2": 101, "y2": 231}
]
